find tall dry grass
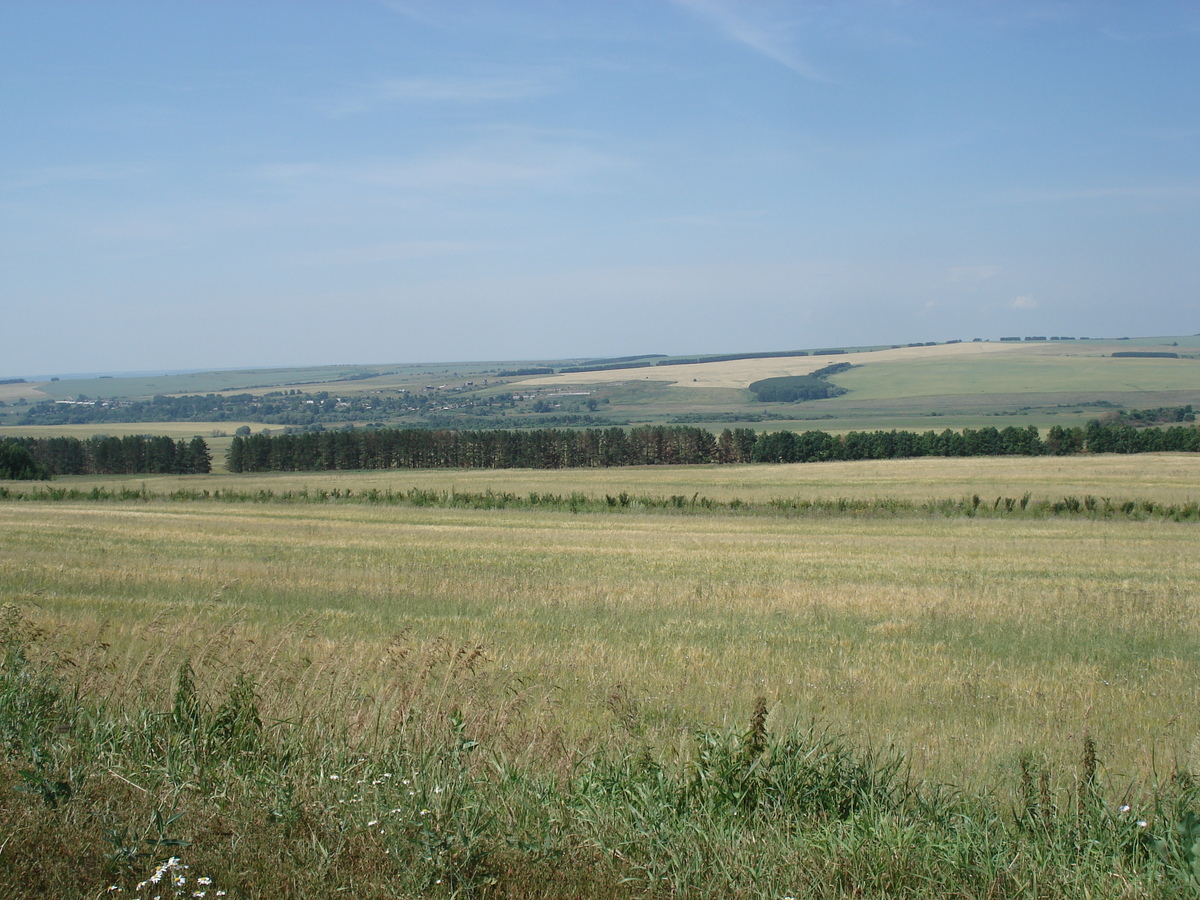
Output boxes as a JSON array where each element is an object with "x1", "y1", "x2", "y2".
[{"x1": 2, "y1": 458, "x2": 1199, "y2": 896}]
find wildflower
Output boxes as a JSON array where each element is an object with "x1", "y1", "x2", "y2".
[
  {"x1": 367, "y1": 820, "x2": 379, "y2": 826},
  {"x1": 148, "y1": 857, "x2": 181, "y2": 885},
  {"x1": 196, "y1": 878, "x2": 211, "y2": 886},
  {"x1": 174, "y1": 875, "x2": 187, "y2": 887},
  {"x1": 433, "y1": 786, "x2": 443, "y2": 794},
  {"x1": 420, "y1": 808, "x2": 430, "y2": 816},
  {"x1": 1119, "y1": 804, "x2": 1131, "y2": 813},
  {"x1": 1137, "y1": 820, "x2": 1148, "y2": 828},
  {"x1": 329, "y1": 774, "x2": 340, "y2": 781}
]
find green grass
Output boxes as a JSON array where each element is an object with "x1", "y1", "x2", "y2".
[
  {"x1": 8, "y1": 622, "x2": 1194, "y2": 899},
  {"x1": 829, "y1": 351, "x2": 1200, "y2": 401}
]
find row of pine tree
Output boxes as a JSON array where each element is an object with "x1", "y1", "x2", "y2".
[{"x1": 225, "y1": 420, "x2": 1200, "y2": 472}]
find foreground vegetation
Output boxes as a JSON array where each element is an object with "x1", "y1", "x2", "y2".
[
  {"x1": 4, "y1": 615, "x2": 1198, "y2": 899},
  {"x1": 1, "y1": 454, "x2": 1198, "y2": 896}
]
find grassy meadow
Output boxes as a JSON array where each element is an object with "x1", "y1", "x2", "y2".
[{"x1": 2, "y1": 454, "x2": 1200, "y2": 897}]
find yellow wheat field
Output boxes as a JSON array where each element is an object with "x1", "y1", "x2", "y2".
[{"x1": 2, "y1": 456, "x2": 1197, "y2": 787}]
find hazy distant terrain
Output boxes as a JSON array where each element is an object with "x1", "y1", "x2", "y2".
[{"x1": 3, "y1": 336, "x2": 1197, "y2": 445}]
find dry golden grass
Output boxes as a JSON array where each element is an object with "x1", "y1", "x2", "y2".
[
  {"x1": 3, "y1": 471, "x2": 1197, "y2": 786},
  {"x1": 520, "y1": 341, "x2": 1030, "y2": 389},
  {"x1": 0, "y1": 382, "x2": 51, "y2": 402},
  {"x1": 41, "y1": 451, "x2": 1200, "y2": 505}
]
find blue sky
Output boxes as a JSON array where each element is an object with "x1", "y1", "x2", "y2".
[{"x1": 2, "y1": 1, "x2": 1198, "y2": 376}]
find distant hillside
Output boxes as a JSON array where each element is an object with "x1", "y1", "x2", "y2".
[{"x1": 2, "y1": 335, "x2": 1197, "y2": 437}]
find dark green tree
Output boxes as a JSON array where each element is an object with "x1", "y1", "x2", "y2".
[{"x1": 0, "y1": 440, "x2": 49, "y2": 480}]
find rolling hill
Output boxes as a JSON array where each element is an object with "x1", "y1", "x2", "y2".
[{"x1": 2, "y1": 335, "x2": 1197, "y2": 441}]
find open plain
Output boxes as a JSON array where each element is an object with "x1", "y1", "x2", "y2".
[
  {"x1": 4, "y1": 454, "x2": 1198, "y2": 781},
  {"x1": 4, "y1": 454, "x2": 1200, "y2": 897}
]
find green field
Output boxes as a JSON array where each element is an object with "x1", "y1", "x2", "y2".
[{"x1": 2, "y1": 455, "x2": 1199, "y2": 897}]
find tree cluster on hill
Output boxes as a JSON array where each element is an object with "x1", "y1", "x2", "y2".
[
  {"x1": 1110, "y1": 351, "x2": 1180, "y2": 358},
  {"x1": 748, "y1": 376, "x2": 846, "y2": 403},
  {"x1": 748, "y1": 363, "x2": 854, "y2": 403},
  {"x1": 4, "y1": 435, "x2": 212, "y2": 477},
  {"x1": 225, "y1": 419, "x2": 1200, "y2": 473},
  {"x1": 16, "y1": 388, "x2": 516, "y2": 427},
  {"x1": 1109, "y1": 404, "x2": 1194, "y2": 426}
]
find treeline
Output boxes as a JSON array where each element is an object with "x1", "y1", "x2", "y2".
[
  {"x1": 0, "y1": 442, "x2": 49, "y2": 480},
  {"x1": 228, "y1": 426, "x2": 752, "y2": 472},
  {"x1": 559, "y1": 349, "x2": 818, "y2": 374},
  {"x1": 3, "y1": 435, "x2": 212, "y2": 477},
  {"x1": 750, "y1": 421, "x2": 1200, "y2": 462},
  {"x1": 226, "y1": 419, "x2": 1200, "y2": 473}
]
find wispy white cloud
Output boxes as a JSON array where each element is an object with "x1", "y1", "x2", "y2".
[
  {"x1": 327, "y1": 75, "x2": 554, "y2": 115},
  {"x1": 256, "y1": 137, "x2": 628, "y2": 195},
  {"x1": 374, "y1": 0, "x2": 445, "y2": 28},
  {"x1": 1012, "y1": 295, "x2": 1038, "y2": 310},
  {"x1": 668, "y1": 0, "x2": 828, "y2": 81}
]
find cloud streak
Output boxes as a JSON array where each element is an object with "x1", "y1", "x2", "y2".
[
  {"x1": 327, "y1": 75, "x2": 554, "y2": 115},
  {"x1": 256, "y1": 136, "x2": 629, "y2": 195},
  {"x1": 668, "y1": 0, "x2": 827, "y2": 81}
]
